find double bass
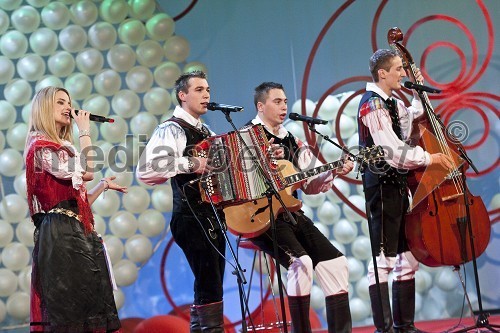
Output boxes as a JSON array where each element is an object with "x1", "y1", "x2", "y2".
[{"x1": 387, "y1": 27, "x2": 491, "y2": 267}]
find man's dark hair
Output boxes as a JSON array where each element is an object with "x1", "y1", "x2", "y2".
[
  {"x1": 369, "y1": 49, "x2": 400, "y2": 82},
  {"x1": 253, "y1": 82, "x2": 284, "y2": 108},
  {"x1": 174, "y1": 70, "x2": 207, "y2": 104}
]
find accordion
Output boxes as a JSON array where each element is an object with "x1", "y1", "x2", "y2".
[{"x1": 193, "y1": 124, "x2": 286, "y2": 206}]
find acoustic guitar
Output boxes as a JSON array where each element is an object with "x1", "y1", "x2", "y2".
[{"x1": 223, "y1": 146, "x2": 383, "y2": 238}]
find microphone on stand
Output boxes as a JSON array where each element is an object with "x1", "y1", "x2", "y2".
[
  {"x1": 289, "y1": 112, "x2": 328, "y2": 125},
  {"x1": 207, "y1": 102, "x2": 244, "y2": 112},
  {"x1": 404, "y1": 81, "x2": 442, "y2": 94},
  {"x1": 73, "y1": 110, "x2": 115, "y2": 123}
]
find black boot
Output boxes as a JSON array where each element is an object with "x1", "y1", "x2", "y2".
[
  {"x1": 196, "y1": 301, "x2": 224, "y2": 333},
  {"x1": 288, "y1": 295, "x2": 312, "y2": 333},
  {"x1": 369, "y1": 283, "x2": 394, "y2": 333},
  {"x1": 325, "y1": 293, "x2": 352, "y2": 333},
  {"x1": 393, "y1": 279, "x2": 423, "y2": 333},
  {"x1": 190, "y1": 305, "x2": 202, "y2": 333}
]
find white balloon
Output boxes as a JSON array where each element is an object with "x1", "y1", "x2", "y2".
[
  {"x1": 337, "y1": 114, "x2": 357, "y2": 139},
  {"x1": 434, "y1": 268, "x2": 458, "y2": 292},
  {"x1": 150, "y1": 184, "x2": 173, "y2": 212},
  {"x1": 92, "y1": 190, "x2": 120, "y2": 217},
  {"x1": 113, "y1": 259, "x2": 138, "y2": 286},
  {"x1": 130, "y1": 112, "x2": 158, "y2": 138},
  {"x1": 93, "y1": 214, "x2": 106, "y2": 236},
  {"x1": 339, "y1": 92, "x2": 362, "y2": 117},
  {"x1": 347, "y1": 257, "x2": 365, "y2": 282},
  {"x1": 146, "y1": 13, "x2": 174, "y2": 41},
  {"x1": 415, "y1": 270, "x2": 433, "y2": 293},
  {"x1": 320, "y1": 140, "x2": 342, "y2": 163},
  {"x1": 316, "y1": 201, "x2": 341, "y2": 226},
  {"x1": 107, "y1": 44, "x2": 136, "y2": 72},
  {"x1": 326, "y1": 178, "x2": 351, "y2": 204},
  {"x1": 329, "y1": 239, "x2": 345, "y2": 256},
  {"x1": 183, "y1": 62, "x2": 208, "y2": 76},
  {"x1": 0, "y1": 56, "x2": 14, "y2": 84},
  {"x1": 41, "y1": 2, "x2": 70, "y2": 30},
  {"x1": 35, "y1": 75, "x2": 63, "y2": 91},
  {"x1": 118, "y1": 18, "x2": 146, "y2": 46},
  {"x1": 124, "y1": 234, "x2": 153, "y2": 263},
  {"x1": 0, "y1": 299, "x2": 5, "y2": 323},
  {"x1": 0, "y1": 9, "x2": 9, "y2": 35},
  {"x1": 0, "y1": 0, "x2": 22, "y2": 11},
  {"x1": 313, "y1": 222, "x2": 329, "y2": 239},
  {"x1": 76, "y1": 48, "x2": 104, "y2": 75},
  {"x1": 138, "y1": 209, "x2": 166, "y2": 237},
  {"x1": 99, "y1": 0, "x2": 129, "y2": 24},
  {"x1": 153, "y1": 61, "x2": 181, "y2": 89},
  {"x1": 0, "y1": 30, "x2": 28, "y2": 59},
  {"x1": 163, "y1": 35, "x2": 190, "y2": 63},
  {"x1": 342, "y1": 195, "x2": 365, "y2": 222},
  {"x1": 15, "y1": 219, "x2": 34, "y2": 247},
  {"x1": 0, "y1": 131, "x2": 4, "y2": 153},
  {"x1": 1, "y1": 242, "x2": 30, "y2": 271},
  {"x1": 0, "y1": 149, "x2": 24, "y2": 179},
  {"x1": 11, "y1": 5, "x2": 40, "y2": 33},
  {"x1": 104, "y1": 169, "x2": 134, "y2": 189},
  {"x1": 100, "y1": 116, "x2": 128, "y2": 144},
  {"x1": 4, "y1": 79, "x2": 32, "y2": 106},
  {"x1": 349, "y1": 297, "x2": 370, "y2": 322},
  {"x1": 17, "y1": 266, "x2": 31, "y2": 293},
  {"x1": 94, "y1": 69, "x2": 122, "y2": 96},
  {"x1": 126, "y1": 66, "x2": 153, "y2": 93},
  {"x1": 111, "y1": 89, "x2": 140, "y2": 118},
  {"x1": 122, "y1": 186, "x2": 150, "y2": 214},
  {"x1": 351, "y1": 236, "x2": 372, "y2": 261},
  {"x1": 6, "y1": 291, "x2": 30, "y2": 320},
  {"x1": 16, "y1": 54, "x2": 45, "y2": 82},
  {"x1": 360, "y1": 219, "x2": 369, "y2": 237},
  {"x1": 29, "y1": 27, "x2": 58, "y2": 56},
  {"x1": 301, "y1": 192, "x2": 326, "y2": 208},
  {"x1": 300, "y1": 205, "x2": 314, "y2": 220},
  {"x1": 291, "y1": 98, "x2": 316, "y2": 116},
  {"x1": 283, "y1": 121, "x2": 306, "y2": 143},
  {"x1": 104, "y1": 235, "x2": 124, "y2": 264},
  {"x1": 332, "y1": 219, "x2": 357, "y2": 244},
  {"x1": 159, "y1": 109, "x2": 175, "y2": 123},
  {"x1": 114, "y1": 135, "x2": 141, "y2": 168},
  {"x1": 64, "y1": 73, "x2": 92, "y2": 101},
  {"x1": 48, "y1": 51, "x2": 76, "y2": 77},
  {"x1": 355, "y1": 278, "x2": 370, "y2": 301},
  {"x1": 70, "y1": 0, "x2": 98, "y2": 27},
  {"x1": 95, "y1": 141, "x2": 113, "y2": 168},
  {"x1": 59, "y1": 25, "x2": 88, "y2": 53},
  {"x1": 109, "y1": 211, "x2": 138, "y2": 238},
  {"x1": 310, "y1": 284, "x2": 325, "y2": 310},
  {"x1": 128, "y1": 0, "x2": 155, "y2": 20},
  {"x1": 88, "y1": 22, "x2": 117, "y2": 50},
  {"x1": 143, "y1": 87, "x2": 171, "y2": 115},
  {"x1": 136, "y1": 40, "x2": 164, "y2": 67},
  {"x1": 0, "y1": 220, "x2": 14, "y2": 247},
  {"x1": 0, "y1": 101, "x2": 17, "y2": 130},
  {"x1": 26, "y1": 0, "x2": 50, "y2": 7},
  {"x1": 0, "y1": 268, "x2": 17, "y2": 297},
  {"x1": 318, "y1": 95, "x2": 340, "y2": 121},
  {"x1": 82, "y1": 94, "x2": 110, "y2": 116},
  {"x1": 113, "y1": 288, "x2": 125, "y2": 309}
]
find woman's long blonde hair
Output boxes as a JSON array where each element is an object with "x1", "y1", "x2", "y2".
[{"x1": 25, "y1": 86, "x2": 74, "y2": 150}]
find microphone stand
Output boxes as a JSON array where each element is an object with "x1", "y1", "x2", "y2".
[{"x1": 220, "y1": 109, "x2": 295, "y2": 333}]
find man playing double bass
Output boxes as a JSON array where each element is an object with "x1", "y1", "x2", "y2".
[{"x1": 357, "y1": 49, "x2": 453, "y2": 333}]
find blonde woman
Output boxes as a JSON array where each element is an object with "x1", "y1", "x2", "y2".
[{"x1": 25, "y1": 86, "x2": 126, "y2": 332}]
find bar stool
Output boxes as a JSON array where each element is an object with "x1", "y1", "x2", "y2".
[{"x1": 237, "y1": 238, "x2": 291, "y2": 333}]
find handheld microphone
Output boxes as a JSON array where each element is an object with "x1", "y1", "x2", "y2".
[
  {"x1": 289, "y1": 112, "x2": 328, "y2": 125},
  {"x1": 207, "y1": 102, "x2": 244, "y2": 112},
  {"x1": 404, "y1": 81, "x2": 442, "y2": 94},
  {"x1": 73, "y1": 110, "x2": 115, "y2": 123}
]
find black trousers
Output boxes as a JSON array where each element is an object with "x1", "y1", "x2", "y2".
[
  {"x1": 364, "y1": 183, "x2": 410, "y2": 257},
  {"x1": 171, "y1": 212, "x2": 226, "y2": 305}
]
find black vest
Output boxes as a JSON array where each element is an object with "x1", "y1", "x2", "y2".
[
  {"x1": 169, "y1": 117, "x2": 215, "y2": 214},
  {"x1": 358, "y1": 91, "x2": 408, "y2": 189}
]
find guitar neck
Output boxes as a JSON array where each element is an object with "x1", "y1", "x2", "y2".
[{"x1": 285, "y1": 160, "x2": 342, "y2": 185}]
